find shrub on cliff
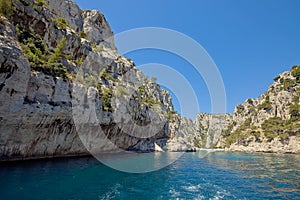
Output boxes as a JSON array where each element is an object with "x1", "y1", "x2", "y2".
[
  {"x1": 261, "y1": 117, "x2": 288, "y2": 140},
  {"x1": 291, "y1": 65, "x2": 300, "y2": 82},
  {"x1": 289, "y1": 95, "x2": 300, "y2": 121},
  {"x1": 0, "y1": 0, "x2": 14, "y2": 18},
  {"x1": 54, "y1": 18, "x2": 68, "y2": 30}
]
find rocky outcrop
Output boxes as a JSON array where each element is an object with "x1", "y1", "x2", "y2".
[
  {"x1": 165, "y1": 116, "x2": 196, "y2": 151},
  {"x1": 194, "y1": 113, "x2": 232, "y2": 148},
  {"x1": 172, "y1": 67, "x2": 300, "y2": 153},
  {"x1": 227, "y1": 136, "x2": 300, "y2": 154},
  {"x1": 220, "y1": 66, "x2": 300, "y2": 153},
  {"x1": 0, "y1": 0, "x2": 181, "y2": 160}
]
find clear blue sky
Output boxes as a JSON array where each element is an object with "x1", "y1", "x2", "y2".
[{"x1": 74, "y1": 0, "x2": 300, "y2": 119}]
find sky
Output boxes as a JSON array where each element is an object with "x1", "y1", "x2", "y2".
[{"x1": 74, "y1": 0, "x2": 300, "y2": 119}]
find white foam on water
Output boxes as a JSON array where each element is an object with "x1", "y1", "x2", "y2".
[
  {"x1": 169, "y1": 188, "x2": 181, "y2": 198},
  {"x1": 99, "y1": 183, "x2": 121, "y2": 200},
  {"x1": 182, "y1": 184, "x2": 202, "y2": 192}
]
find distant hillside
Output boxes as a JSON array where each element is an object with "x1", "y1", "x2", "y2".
[{"x1": 218, "y1": 66, "x2": 300, "y2": 153}]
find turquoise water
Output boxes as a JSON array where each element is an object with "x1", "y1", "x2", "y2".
[{"x1": 0, "y1": 152, "x2": 299, "y2": 199}]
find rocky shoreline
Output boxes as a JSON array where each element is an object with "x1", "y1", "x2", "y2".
[{"x1": 225, "y1": 136, "x2": 300, "y2": 154}]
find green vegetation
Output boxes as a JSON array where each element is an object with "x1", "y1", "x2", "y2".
[
  {"x1": 246, "y1": 98, "x2": 254, "y2": 105},
  {"x1": 54, "y1": 18, "x2": 68, "y2": 30},
  {"x1": 200, "y1": 134, "x2": 207, "y2": 147},
  {"x1": 236, "y1": 104, "x2": 244, "y2": 114},
  {"x1": 138, "y1": 85, "x2": 160, "y2": 107},
  {"x1": 36, "y1": 0, "x2": 47, "y2": 6},
  {"x1": 16, "y1": 26, "x2": 69, "y2": 78},
  {"x1": 74, "y1": 57, "x2": 83, "y2": 67},
  {"x1": 165, "y1": 110, "x2": 177, "y2": 121},
  {"x1": 34, "y1": 0, "x2": 48, "y2": 10},
  {"x1": 257, "y1": 95, "x2": 272, "y2": 111},
  {"x1": 0, "y1": 0, "x2": 14, "y2": 18},
  {"x1": 116, "y1": 86, "x2": 129, "y2": 97},
  {"x1": 99, "y1": 68, "x2": 119, "y2": 82},
  {"x1": 79, "y1": 30, "x2": 88, "y2": 39},
  {"x1": 262, "y1": 117, "x2": 289, "y2": 140},
  {"x1": 193, "y1": 137, "x2": 202, "y2": 148},
  {"x1": 291, "y1": 65, "x2": 300, "y2": 82},
  {"x1": 280, "y1": 78, "x2": 296, "y2": 91},
  {"x1": 93, "y1": 45, "x2": 104, "y2": 53},
  {"x1": 225, "y1": 118, "x2": 252, "y2": 147},
  {"x1": 273, "y1": 75, "x2": 280, "y2": 82},
  {"x1": 48, "y1": 38, "x2": 66, "y2": 63},
  {"x1": 261, "y1": 115, "x2": 300, "y2": 141},
  {"x1": 97, "y1": 84, "x2": 113, "y2": 111},
  {"x1": 289, "y1": 95, "x2": 300, "y2": 121},
  {"x1": 84, "y1": 75, "x2": 97, "y2": 87},
  {"x1": 221, "y1": 121, "x2": 236, "y2": 137}
]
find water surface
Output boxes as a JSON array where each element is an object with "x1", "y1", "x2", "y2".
[{"x1": 0, "y1": 152, "x2": 299, "y2": 199}]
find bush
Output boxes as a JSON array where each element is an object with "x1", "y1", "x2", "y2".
[
  {"x1": 74, "y1": 57, "x2": 83, "y2": 67},
  {"x1": 48, "y1": 37, "x2": 66, "y2": 63},
  {"x1": 291, "y1": 65, "x2": 300, "y2": 82},
  {"x1": 138, "y1": 86, "x2": 157, "y2": 107},
  {"x1": 79, "y1": 30, "x2": 88, "y2": 39},
  {"x1": 93, "y1": 44, "x2": 104, "y2": 53},
  {"x1": 193, "y1": 137, "x2": 202, "y2": 148},
  {"x1": 0, "y1": 0, "x2": 14, "y2": 18},
  {"x1": 36, "y1": 0, "x2": 48, "y2": 7},
  {"x1": 97, "y1": 85, "x2": 113, "y2": 111},
  {"x1": 221, "y1": 121, "x2": 236, "y2": 137},
  {"x1": 236, "y1": 104, "x2": 244, "y2": 114},
  {"x1": 225, "y1": 118, "x2": 252, "y2": 147},
  {"x1": 17, "y1": 26, "x2": 69, "y2": 79},
  {"x1": 17, "y1": 27, "x2": 48, "y2": 65},
  {"x1": 116, "y1": 86, "x2": 129, "y2": 97},
  {"x1": 165, "y1": 110, "x2": 177, "y2": 121},
  {"x1": 99, "y1": 69, "x2": 119, "y2": 82},
  {"x1": 246, "y1": 98, "x2": 254, "y2": 105},
  {"x1": 280, "y1": 78, "x2": 296, "y2": 91},
  {"x1": 257, "y1": 96, "x2": 272, "y2": 111},
  {"x1": 261, "y1": 117, "x2": 288, "y2": 140},
  {"x1": 273, "y1": 75, "x2": 280, "y2": 82},
  {"x1": 54, "y1": 18, "x2": 68, "y2": 30},
  {"x1": 289, "y1": 96, "x2": 300, "y2": 120}
]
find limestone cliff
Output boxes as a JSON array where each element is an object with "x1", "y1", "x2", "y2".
[
  {"x1": 159, "y1": 67, "x2": 299, "y2": 153},
  {"x1": 179, "y1": 66, "x2": 299, "y2": 153},
  {"x1": 221, "y1": 66, "x2": 300, "y2": 153},
  {"x1": 0, "y1": 0, "x2": 185, "y2": 160}
]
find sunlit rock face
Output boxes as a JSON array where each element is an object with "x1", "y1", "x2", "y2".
[
  {"x1": 0, "y1": 0, "x2": 299, "y2": 161},
  {"x1": 0, "y1": 0, "x2": 185, "y2": 160}
]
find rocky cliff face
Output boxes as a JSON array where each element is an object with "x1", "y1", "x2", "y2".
[
  {"x1": 176, "y1": 67, "x2": 300, "y2": 153},
  {"x1": 1, "y1": 0, "x2": 299, "y2": 160},
  {"x1": 0, "y1": 0, "x2": 187, "y2": 160},
  {"x1": 220, "y1": 66, "x2": 300, "y2": 153},
  {"x1": 194, "y1": 113, "x2": 233, "y2": 148}
]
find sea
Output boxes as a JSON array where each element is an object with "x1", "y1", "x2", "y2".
[{"x1": 0, "y1": 151, "x2": 299, "y2": 200}]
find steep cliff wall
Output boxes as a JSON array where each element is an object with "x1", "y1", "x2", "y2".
[
  {"x1": 181, "y1": 67, "x2": 299, "y2": 153},
  {"x1": 0, "y1": 0, "x2": 186, "y2": 160},
  {"x1": 220, "y1": 66, "x2": 300, "y2": 153}
]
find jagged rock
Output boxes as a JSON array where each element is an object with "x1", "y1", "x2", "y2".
[
  {"x1": 45, "y1": 0, "x2": 83, "y2": 32},
  {"x1": 0, "y1": 0, "x2": 177, "y2": 160},
  {"x1": 220, "y1": 67, "x2": 300, "y2": 153},
  {"x1": 82, "y1": 10, "x2": 116, "y2": 50}
]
